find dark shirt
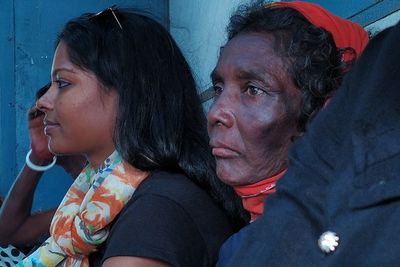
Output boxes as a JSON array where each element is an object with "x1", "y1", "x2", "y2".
[
  {"x1": 224, "y1": 22, "x2": 400, "y2": 266},
  {"x1": 90, "y1": 171, "x2": 234, "y2": 267}
]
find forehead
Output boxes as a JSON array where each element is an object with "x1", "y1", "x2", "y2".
[
  {"x1": 51, "y1": 41, "x2": 102, "y2": 89},
  {"x1": 215, "y1": 32, "x2": 285, "y2": 76},
  {"x1": 53, "y1": 41, "x2": 71, "y2": 67}
]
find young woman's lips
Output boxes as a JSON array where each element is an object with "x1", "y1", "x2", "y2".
[{"x1": 44, "y1": 120, "x2": 60, "y2": 135}]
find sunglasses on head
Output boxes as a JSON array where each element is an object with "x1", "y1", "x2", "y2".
[{"x1": 90, "y1": 5, "x2": 123, "y2": 30}]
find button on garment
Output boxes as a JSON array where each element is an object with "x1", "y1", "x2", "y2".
[{"x1": 318, "y1": 231, "x2": 339, "y2": 253}]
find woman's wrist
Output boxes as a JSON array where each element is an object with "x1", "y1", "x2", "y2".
[
  {"x1": 26, "y1": 149, "x2": 57, "y2": 172},
  {"x1": 29, "y1": 151, "x2": 51, "y2": 165}
]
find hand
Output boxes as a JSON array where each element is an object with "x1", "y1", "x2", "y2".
[{"x1": 28, "y1": 105, "x2": 53, "y2": 162}]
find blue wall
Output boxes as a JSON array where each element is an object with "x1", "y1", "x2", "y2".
[
  {"x1": 302, "y1": 0, "x2": 400, "y2": 26},
  {"x1": 0, "y1": 0, "x2": 168, "y2": 210}
]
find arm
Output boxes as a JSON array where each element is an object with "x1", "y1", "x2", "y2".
[
  {"x1": 0, "y1": 106, "x2": 56, "y2": 247},
  {"x1": 0, "y1": 107, "x2": 85, "y2": 247},
  {"x1": 103, "y1": 256, "x2": 171, "y2": 267},
  {"x1": 0, "y1": 168, "x2": 56, "y2": 247}
]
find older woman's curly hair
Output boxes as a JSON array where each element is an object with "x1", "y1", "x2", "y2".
[{"x1": 227, "y1": 1, "x2": 353, "y2": 132}]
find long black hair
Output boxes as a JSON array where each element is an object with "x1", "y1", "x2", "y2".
[
  {"x1": 227, "y1": 1, "x2": 352, "y2": 132},
  {"x1": 57, "y1": 8, "x2": 248, "y2": 228}
]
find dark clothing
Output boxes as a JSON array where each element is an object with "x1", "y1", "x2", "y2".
[
  {"x1": 90, "y1": 171, "x2": 234, "y2": 267},
  {"x1": 216, "y1": 225, "x2": 248, "y2": 267},
  {"x1": 226, "y1": 23, "x2": 400, "y2": 267}
]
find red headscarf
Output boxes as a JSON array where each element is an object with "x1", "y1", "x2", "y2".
[{"x1": 269, "y1": 1, "x2": 369, "y2": 63}]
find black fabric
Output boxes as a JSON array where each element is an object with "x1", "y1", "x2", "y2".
[
  {"x1": 224, "y1": 22, "x2": 400, "y2": 266},
  {"x1": 90, "y1": 171, "x2": 234, "y2": 267}
]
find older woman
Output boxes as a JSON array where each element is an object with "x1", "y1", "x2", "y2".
[
  {"x1": 207, "y1": 1, "x2": 369, "y2": 265},
  {"x1": 208, "y1": 1, "x2": 368, "y2": 222},
  {"x1": 223, "y1": 15, "x2": 400, "y2": 267}
]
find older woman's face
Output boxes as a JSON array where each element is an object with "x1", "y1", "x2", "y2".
[
  {"x1": 37, "y1": 41, "x2": 118, "y2": 168},
  {"x1": 207, "y1": 32, "x2": 301, "y2": 186}
]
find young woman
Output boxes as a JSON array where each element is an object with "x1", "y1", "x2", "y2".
[{"x1": 18, "y1": 7, "x2": 246, "y2": 267}]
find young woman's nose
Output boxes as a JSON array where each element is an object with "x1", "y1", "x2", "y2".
[{"x1": 36, "y1": 83, "x2": 56, "y2": 112}]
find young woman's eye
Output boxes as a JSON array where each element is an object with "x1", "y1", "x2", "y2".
[
  {"x1": 55, "y1": 79, "x2": 71, "y2": 89},
  {"x1": 244, "y1": 85, "x2": 266, "y2": 96}
]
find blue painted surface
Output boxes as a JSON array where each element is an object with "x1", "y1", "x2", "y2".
[
  {"x1": 293, "y1": 0, "x2": 400, "y2": 26},
  {"x1": 0, "y1": 0, "x2": 168, "y2": 211},
  {"x1": 348, "y1": 0, "x2": 400, "y2": 26},
  {"x1": 299, "y1": 0, "x2": 378, "y2": 18},
  {"x1": 0, "y1": 1, "x2": 17, "y2": 197}
]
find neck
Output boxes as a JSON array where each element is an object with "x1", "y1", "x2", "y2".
[
  {"x1": 234, "y1": 169, "x2": 287, "y2": 222},
  {"x1": 86, "y1": 146, "x2": 116, "y2": 170}
]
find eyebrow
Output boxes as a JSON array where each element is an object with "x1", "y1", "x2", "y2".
[
  {"x1": 211, "y1": 67, "x2": 269, "y2": 83},
  {"x1": 210, "y1": 69, "x2": 220, "y2": 82},
  {"x1": 237, "y1": 69, "x2": 266, "y2": 81},
  {"x1": 51, "y1": 67, "x2": 75, "y2": 78}
]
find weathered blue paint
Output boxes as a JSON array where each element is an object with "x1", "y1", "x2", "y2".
[
  {"x1": 0, "y1": 0, "x2": 168, "y2": 211},
  {"x1": 348, "y1": 0, "x2": 400, "y2": 26},
  {"x1": 0, "y1": 1, "x2": 17, "y2": 196},
  {"x1": 297, "y1": 0, "x2": 400, "y2": 26}
]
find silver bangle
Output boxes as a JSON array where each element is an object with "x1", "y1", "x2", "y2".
[{"x1": 25, "y1": 149, "x2": 57, "y2": 172}]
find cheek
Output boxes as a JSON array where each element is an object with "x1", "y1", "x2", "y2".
[
  {"x1": 238, "y1": 106, "x2": 275, "y2": 140},
  {"x1": 59, "y1": 99, "x2": 109, "y2": 137},
  {"x1": 281, "y1": 86, "x2": 302, "y2": 122},
  {"x1": 84, "y1": 105, "x2": 115, "y2": 132},
  {"x1": 239, "y1": 103, "x2": 297, "y2": 150}
]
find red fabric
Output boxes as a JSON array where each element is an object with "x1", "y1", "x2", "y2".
[
  {"x1": 271, "y1": 1, "x2": 369, "y2": 63},
  {"x1": 234, "y1": 169, "x2": 286, "y2": 222}
]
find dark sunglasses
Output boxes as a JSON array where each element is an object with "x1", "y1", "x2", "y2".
[{"x1": 90, "y1": 5, "x2": 123, "y2": 30}]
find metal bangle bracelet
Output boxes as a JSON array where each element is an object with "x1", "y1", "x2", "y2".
[{"x1": 25, "y1": 149, "x2": 57, "y2": 172}]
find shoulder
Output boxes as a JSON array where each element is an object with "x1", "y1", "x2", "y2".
[
  {"x1": 98, "y1": 171, "x2": 234, "y2": 267},
  {"x1": 131, "y1": 172, "x2": 227, "y2": 218},
  {"x1": 127, "y1": 171, "x2": 234, "y2": 239},
  {"x1": 134, "y1": 171, "x2": 204, "y2": 197}
]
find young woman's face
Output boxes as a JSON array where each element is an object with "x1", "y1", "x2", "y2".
[{"x1": 37, "y1": 41, "x2": 118, "y2": 168}]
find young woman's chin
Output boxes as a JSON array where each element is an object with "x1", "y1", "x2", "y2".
[{"x1": 48, "y1": 140, "x2": 72, "y2": 156}]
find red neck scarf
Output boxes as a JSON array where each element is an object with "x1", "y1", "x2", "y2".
[
  {"x1": 270, "y1": 1, "x2": 369, "y2": 63},
  {"x1": 234, "y1": 169, "x2": 286, "y2": 222}
]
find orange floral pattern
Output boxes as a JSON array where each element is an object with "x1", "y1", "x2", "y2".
[{"x1": 17, "y1": 151, "x2": 147, "y2": 267}]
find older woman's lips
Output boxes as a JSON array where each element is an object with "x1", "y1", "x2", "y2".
[{"x1": 212, "y1": 147, "x2": 239, "y2": 158}]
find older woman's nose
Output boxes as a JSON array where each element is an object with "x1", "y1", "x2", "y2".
[
  {"x1": 207, "y1": 96, "x2": 235, "y2": 129},
  {"x1": 36, "y1": 83, "x2": 56, "y2": 112}
]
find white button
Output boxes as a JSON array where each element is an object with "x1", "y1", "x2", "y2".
[{"x1": 318, "y1": 231, "x2": 339, "y2": 253}]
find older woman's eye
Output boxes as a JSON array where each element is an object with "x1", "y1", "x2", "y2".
[
  {"x1": 244, "y1": 85, "x2": 265, "y2": 96},
  {"x1": 213, "y1": 84, "x2": 223, "y2": 96}
]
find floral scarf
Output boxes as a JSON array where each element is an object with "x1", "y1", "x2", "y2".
[{"x1": 17, "y1": 151, "x2": 147, "y2": 267}]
